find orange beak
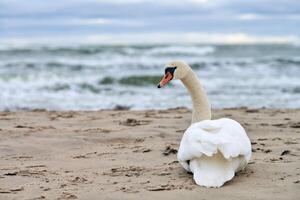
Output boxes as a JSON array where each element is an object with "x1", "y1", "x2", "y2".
[{"x1": 157, "y1": 72, "x2": 173, "y2": 88}]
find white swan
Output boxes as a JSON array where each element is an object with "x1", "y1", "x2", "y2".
[{"x1": 157, "y1": 60, "x2": 252, "y2": 188}]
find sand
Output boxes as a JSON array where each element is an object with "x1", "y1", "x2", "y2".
[{"x1": 0, "y1": 108, "x2": 299, "y2": 200}]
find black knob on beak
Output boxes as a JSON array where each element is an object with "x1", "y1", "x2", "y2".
[{"x1": 157, "y1": 84, "x2": 161, "y2": 88}]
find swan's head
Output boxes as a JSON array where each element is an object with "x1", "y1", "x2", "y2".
[{"x1": 157, "y1": 60, "x2": 191, "y2": 88}]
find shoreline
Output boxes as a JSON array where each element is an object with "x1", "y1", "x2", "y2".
[{"x1": 0, "y1": 108, "x2": 299, "y2": 199}]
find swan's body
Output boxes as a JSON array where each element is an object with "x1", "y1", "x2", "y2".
[
  {"x1": 178, "y1": 118, "x2": 251, "y2": 187},
  {"x1": 158, "y1": 60, "x2": 252, "y2": 188}
]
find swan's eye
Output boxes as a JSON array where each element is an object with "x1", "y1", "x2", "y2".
[{"x1": 165, "y1": 66, "x2": 177, "y2": 75}]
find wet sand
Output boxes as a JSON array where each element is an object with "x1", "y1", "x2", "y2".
[{"x1": 0, "y1": 108, "x2": 299, "y2": 200}]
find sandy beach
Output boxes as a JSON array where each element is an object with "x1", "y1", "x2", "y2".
[{"x1": 0, "y1": 108, "x2": 299, "y2": 200}]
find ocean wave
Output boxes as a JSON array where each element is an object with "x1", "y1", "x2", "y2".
[
  {"x1": 1, "y1": 44, "x2": 300, "y2": 110},
  {"x1": 0, "y1": 45, "x2": 216, "y2": 57},
  {"x1": 273, "y1": 58, "x2": 300, "y2": 66},
  {"x1": 98, "y1": 75, "x2": 162, "y2": 86},
  {"x1": 145, "y1": 45, "x2": 215, "y2": 56},
  {"x1": 118, "y1": 75, "x2": 162, "y2": 86},
  {"x1": 38, "y1": 75, "x2": 163, "y2": 95}
]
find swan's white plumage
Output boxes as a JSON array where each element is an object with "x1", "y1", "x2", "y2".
[
  {"x1": 160, "y1": 60, "x2": 252, "y2": 188},
  {"x1": 177, "y1": 118, "x2": 251, "y2": 187}
]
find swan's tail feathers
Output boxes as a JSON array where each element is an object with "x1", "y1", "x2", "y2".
[
  {"x1": 189, "y1": 152, "x2": 236, "y2": 188},
  {"x1": 178, "y1": 118, "x2": 252, "y2": 187}
]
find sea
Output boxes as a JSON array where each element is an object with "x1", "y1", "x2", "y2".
[{"x1": 0, "y1": 43, "x2": 299, "y2": 111}]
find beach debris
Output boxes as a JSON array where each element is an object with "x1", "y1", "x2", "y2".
[
  {"x1": 132, "y1": 146, "x2": 151, "y2": 153},
  {"x1": 272, "y1": 137, "x2": 282, "y2": 141},
  {"x1": 281, "y1": 150, "x2": 290, "y2": 156},
  {"x1": 120, "y1": 118, "x2": 150, "y2": 126},
  {"x1": 146, "y1": 184, "x2": 177, "y2": 191},
  {"x1": 14, "y1": 125, "x2": 35, "y2": 129},
  {"x1": 142, "y1": 148, "x2": 151, "y2": 153},
  {"x1": 156, "y1": 172, "x2": 171, "y2": 176},
  {"x1": 176, "y1": 129, "x2": 186, "y2": 133},
  {"x1": 147, "y1": 187, "x2": 167, "y2": 191},
  {"x1": 263, "y1": 149, "x2": 272, "y2": 153},
  {"x1": 4, "y1": 169, "x2": 46, "y2": 178},
  {"x1": 32, "y1": 109, "x2": 47, "y2": 112},
  {"x1": 245, "y1": 109, "x2": 259, "y2": 113},
  {"x1": 71, "y1": 177, "x2": 88, "y2": 183},
  {"x1": 4, "y1": 172, "x2": 17, "y2": 176},
  {"x1": 168, "y1": 160, "x2": 179, "y2": 165},
  {"x1": 49, "y1": 112, "x2": 75, "y2": 120},
  {"x1": 0, "y1": 186, "x2": 24, "y2": 194},
  {"x1": 26, "y1": 165, "x2": 46, "y2": 168},
  {"x1": 257, "y1": 138, "x2": 268, "y2": 141},
  {"x1": 103, "y1": 166, "x2": 145, "y2": 177},
  {"x1": 113, "y1": 105, "x2": 131, "y2": 110},
  {"x1": 72, "y1": 155, "x2": 87, "y2": 159},
  {"x1": 163, "y1": 146, "x2": 178, "y2": 156},
  {"x1": 119, "y1": 186, "x2": 139, "y2": 193},
  {"x1": 81, "y1": 128, "x2": 111, "y2": 133},
  {"x1": 134, "y1": 138, "x2": 145, "y2": 143},
  {"x1": 58, "y1": 192, "x2": 78, "y2": 199},
  {"x1": 272, "y1": 123, "x2": 287, "y2": 128},
  {"x1": 10, "y1": 187, "x2": 24, "y2": 192},
  {"x1": 284, "y1": 141, "x2": 298, "y2": 145},
  {"x1": 290, "y1": 122, "x2": 300, "y2": 128},
  {"x1": 146, "y1": 185, "x2": 169, "y2": 191}
]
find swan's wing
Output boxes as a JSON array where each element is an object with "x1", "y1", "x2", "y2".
[
  {"x1": 177, "y1": 118, "x2": 251, "y2": 187},
  {"x1": 177, "y1": 118, "x2": 252, "y2": 167}
]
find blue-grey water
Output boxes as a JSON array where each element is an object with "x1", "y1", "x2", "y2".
[{"x1": 0, "y1": 44, "x2": 299, "y2": 111}]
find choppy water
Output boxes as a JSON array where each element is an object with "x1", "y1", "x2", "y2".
[{"x1": 0, "y1": 44, "x2": 299, "y2": 110}]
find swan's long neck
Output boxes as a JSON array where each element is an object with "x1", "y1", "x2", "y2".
[{"x1": 181, "y1": 70, "x2": 211, "y2": 123}]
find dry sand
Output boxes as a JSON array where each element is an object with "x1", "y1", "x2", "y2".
[{"x1": 0, "y1": 108, "x2": 299, "y2": 200}]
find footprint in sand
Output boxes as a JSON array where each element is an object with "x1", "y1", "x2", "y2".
[
  {"x1": 70, "y1": 176, "x2": 89, "y2": 184},
  {"x1": 290, "y1": 122, "x2": 300, "y2": 128},
  {"x1": 103, "y1": 166, "x2": 146, "y2": 177},
  {"x1": 132, "y1": 146, "x2": 152, "y2": 153},
  {"x1": 58, "y1": 192, "x2": 78, "y2": 200},
  {"x1": 294, "y1": 180, "x2": 300, "y2": 184},
  {"x1": 14, "y1": 125, "x2": 35, "y2": 129},
  {"x1": 280, "y1": 150, "x2": 298, "y2": 156},
  {"x1": 119, "y1": 118, "x2": 151, "y2": 126},
  {"x1": 0, "y1": 186, "x2": 24, "y2": 194},
  {"x1": 257, "y1": 138, "x2": 268, "y2": 141},
  {"x1": 284, "y1": 141, "x2": 298, "y2": 145},
  {"x1": 80, "y1": 128, "x2": 111, "y2": 133},
  {"x1": 72, "y1": 151, "x2": 97, "y2": 159},
  {"x1": 49, "y1": 112, "x2": 75, "y2": 121},
  {"x1": 163, "y1": 146, "x2": 178, "y2": 156},
  {"x1": 272, "y1": 123, "x2": 287, "y2": 128}
]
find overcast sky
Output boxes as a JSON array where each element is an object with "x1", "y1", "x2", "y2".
[{"x1": 1, "y1": 0, "x2": 299, "y2": 44}]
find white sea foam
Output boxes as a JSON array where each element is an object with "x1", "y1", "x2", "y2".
[{"x1": 145, "y1": 46, "x2": 215, "y2": 56}]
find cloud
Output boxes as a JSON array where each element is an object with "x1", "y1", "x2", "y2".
[
  {"x1": 237, "y1": 13, "x2": 300, "y2": 21},
  {"x1": 1, "y1": 32, "x2": 298, "y2": 45},
  {"x1": 0, "y1": 0, "x2": 299, "y2": 40},
  {"x1": 67, "y1": 32, "x2": 300, "y2": 44},
  {"x1": 238, "y1": 14, "x2": 265, "y2": 21}
]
